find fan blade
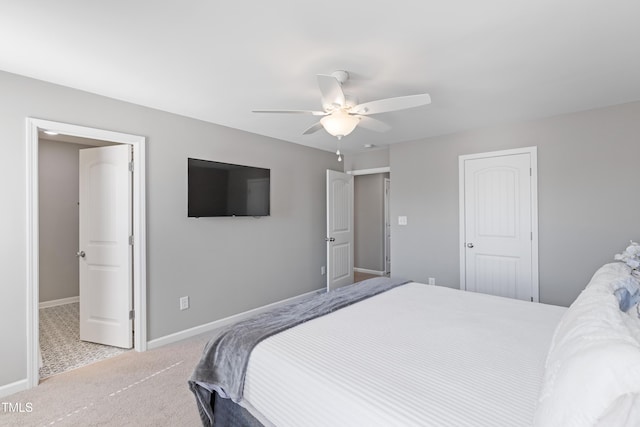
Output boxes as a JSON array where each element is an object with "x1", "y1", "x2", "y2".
[
  {"x1": 352, "y1": 93, "x2": 431, "y2": 115},
  {"x1": 252, "y1": 109, "x2": 327, "y2": 116},
  {"x1": 317, "y1": 74, "x2": 345, "y2": 109},
  {"x1": 302, "y1": 122, "x2": 324, "y2": 135},
  {"x1": 357, "y1": 116, "x2": 391, "y2": 133}
]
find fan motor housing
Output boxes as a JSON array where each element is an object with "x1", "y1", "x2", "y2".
[{"x1": 331, "y1": 70, "x2": 349, "y2": 84}]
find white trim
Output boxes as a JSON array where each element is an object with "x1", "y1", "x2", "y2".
[
  {"x1": 0, "y1": 379, "x2": 29, "y2": 399},
  {"x1": 458, "y1": 146, "x2": 539, "y2": 302},
  {"x1": 147, "y1": 289, "x2": 322, "y2": 350},
  {"x1": 39, "y1": 296, "x2": 79, "y2": 309},
  {"x1": 383, "y1": 177, "x2": 391, "y2": 275},
  {"x1": 354, "y1": 268, "x2": 385, "y2": 276},
  {"x1": 26, "y1": 118, "x2": 147, "y2": 391},
  {"x1": 346, "y1": 166, "x2": 390, "y2": 176},
  {"x1": 459, "y1": 157, "x2": 465, "y2": 291},
  {"x1": 25, "y1": 120, "x2": 38, "y2": 390},
  {"x1": 347, "y1": 168, "x2": 392, "y2": 276},
  {"x1": 530, "y1": 150, "x2": 540, "y2": 303}
]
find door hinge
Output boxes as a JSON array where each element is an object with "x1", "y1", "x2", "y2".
[
  {"x1": 129, "y1": 235, "x2": 134, "y2": 245},
  {"x1": 129, "y1": 310, "x2": 135, "y2": 320},
  {"x1": 128, "y1": 161, "x2": 134, "y2": 172},
  {"x1": 529, "y1": 167, "x2": 532, "y2": 176},
  {"x1": 531, "y1": 231, "x2": 533, "y2": 241}
]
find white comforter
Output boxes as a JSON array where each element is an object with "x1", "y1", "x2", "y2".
[
  {"x1": 242, "y1": 283, "x2": 566, "y2": 427},
  {"x1": 535, "y1": 263, "x2": 640, "y2": 427}
]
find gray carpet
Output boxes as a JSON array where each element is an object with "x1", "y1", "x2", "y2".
[
  {"x1": 1, "y1": 331, "x2": 212, "y2": 426},
  {"x1": 39, "y1": 302, "x2": 129, "y2": 379}
]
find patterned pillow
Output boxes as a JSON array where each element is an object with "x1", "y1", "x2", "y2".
[{"x1": 613, "y1": 276, "x2": 640, "y2": 312}]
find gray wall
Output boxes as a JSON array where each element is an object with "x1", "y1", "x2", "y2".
[
  {"x1": 38, "y1": 140, "x2": 92, "y2": 303},
  {"x1": 390, "y1": 101, "x2": 640, "y2": 307},
  {"x1": 354, "y1": 173, "x2": 389, "y2": 272},
  {"x1": 344, "y1": 148, "x2": 389, "y2": 171},
  {"x1": 0, "y1": 70, "x2": 339, "y2": 389}
]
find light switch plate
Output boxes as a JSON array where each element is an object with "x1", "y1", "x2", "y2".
[{"x1": 398, "y1": 216, "x2": 408, "y2": 225}]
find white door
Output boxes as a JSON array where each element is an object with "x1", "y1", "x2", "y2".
[
  {"x1": 460, "y1": 148, "x2": 537, "y2": 301},
  {"x1": 79, "y1": 145, "x2": 133, "y2": 348},
  {"x1": 326, "y1": 170, "x2": 354, "y2": 291}
]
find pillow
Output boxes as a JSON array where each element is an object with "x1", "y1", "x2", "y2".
[
  {"x1": 534, "y1": 263, "x2": 640, "y2": 427},
  {"x1": 613, "y1": 276, "x2": 640, "y2": 312}
]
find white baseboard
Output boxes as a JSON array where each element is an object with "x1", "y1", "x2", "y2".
[
  {"x1": 39, "y1": 296, "x2": 79, "y2": 309},
  {"x1": 354, "y1": 268, "x2": 385, "y2": 276},
  {"x1": 0, "y1": 379, "x2": 28, "y2": 399},
  {"x1": 147, "y1": 288, "x2": 323, "y2": 350}
]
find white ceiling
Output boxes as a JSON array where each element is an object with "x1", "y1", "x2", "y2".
[{"x1": 1, "y1": 1, "x2": 639, "y2": 154}]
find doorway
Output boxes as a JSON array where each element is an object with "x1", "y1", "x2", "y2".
[
  {"x1": 26, "y1": 118, "x2": 147, "y2": 389},
  {"x1": 353, "y1": 172, "x2": 390, "y2": 276},
  {"x1": 331, "y1": 166, "x2": 390, "y2": 287},
  {"x1": 38, "y1": 139, "x2": 131, "y2": 379},
  {"x1": 458, "y1": 147, "x2": 539, "y2": 302}
]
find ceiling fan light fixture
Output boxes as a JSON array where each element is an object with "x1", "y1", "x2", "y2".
[{"x1": 320, "y1": 110, "x2": 360, "y2": 139}]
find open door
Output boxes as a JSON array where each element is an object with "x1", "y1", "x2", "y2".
[
  {"x1": 326, "y1": 170, "x2": 354, "y2": 291},
  {"x1": 78, "y1": 145, "x2": 133, "y2": 348}
]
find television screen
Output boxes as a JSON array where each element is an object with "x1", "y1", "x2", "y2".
[{"x1": 188, "y1": 158, "x2": 270, "y2": 217}]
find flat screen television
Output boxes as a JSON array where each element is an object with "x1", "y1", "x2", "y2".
[{"x1": 188, "y1": 158, "x2": 270, "y2": 217}]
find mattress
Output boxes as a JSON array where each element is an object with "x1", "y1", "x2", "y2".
[{"x1": 242, "y1": 283, "x2": 566, "y2": 427}]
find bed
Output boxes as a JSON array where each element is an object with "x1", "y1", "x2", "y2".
[{"x1": 190, "y1": 263, "x2": 640, "y2": 427}]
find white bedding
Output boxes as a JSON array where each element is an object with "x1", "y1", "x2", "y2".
[
  {"x1": 534, "y1": 262, "x2": 640, "y2": 427},
  {"x1": 242, "y1": 283, "x2": 566, "y2": 427}
]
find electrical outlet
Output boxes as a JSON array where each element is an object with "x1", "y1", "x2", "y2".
[
  {"x1": 428, "y1": 277, "x2": 436, "y2": 285},
  {"x1": 179, "y1": 296, "x2": 189, "y2": 310},
  {"x1": 321, "y1": 266, "x2": 326, "y2": 275}
]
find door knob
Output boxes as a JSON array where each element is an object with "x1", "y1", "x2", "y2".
[
  {"x1": 325, "y1": 237, "x2": 336, "y2": 242},
  {"x1": 466, "y1": 243, "x2": 474, "y2": 248},
  {"x1": 76, "y1": 250, "x2": 86, "y2": 258}
]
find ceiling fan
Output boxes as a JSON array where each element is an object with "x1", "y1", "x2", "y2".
[{"x1": 253, "y1": 70, "x2": 431, "y2": 160}]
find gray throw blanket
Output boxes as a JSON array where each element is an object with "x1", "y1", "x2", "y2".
[{"x1": 189, "y1": 276, "x2": 410, "y2": 426}]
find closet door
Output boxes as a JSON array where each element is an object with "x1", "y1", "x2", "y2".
[{"x1": 460, "y1": 148, "x2": 538, "y2": 302}]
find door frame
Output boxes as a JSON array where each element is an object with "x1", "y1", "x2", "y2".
[
  {"x1": 346, "y1": 166, "x2": 391, "y2": 277},
  {"x1": 26, "y1": 118, "x2": 147, "y2": 389},
  {"x1": 383, "y1": 177, "x2": 391, "y2": 275},
  {"x1": 458, "y1": 146, "x2": 539, "y2": 301}
]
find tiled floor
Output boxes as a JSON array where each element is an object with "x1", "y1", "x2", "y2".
[{"x1": 39, "y1": 302, "x2": 129, "y2": 379}]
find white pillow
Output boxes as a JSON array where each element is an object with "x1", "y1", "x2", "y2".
[{"x1": 534, "y1": 263, "x2": 640, "y2": 427}]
